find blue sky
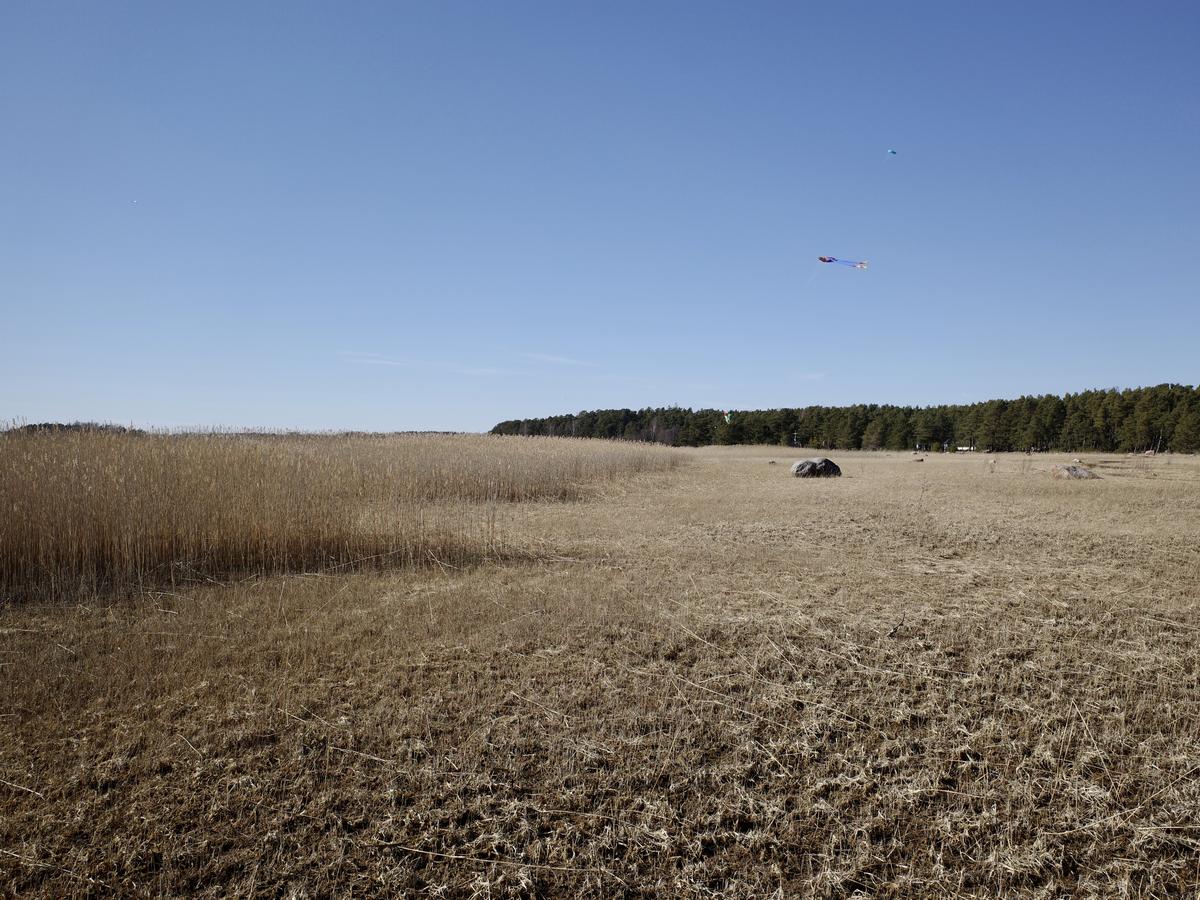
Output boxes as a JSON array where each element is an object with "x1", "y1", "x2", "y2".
[{"x1": 3, "y1": 1, "x2": 1197, "y2": 431}]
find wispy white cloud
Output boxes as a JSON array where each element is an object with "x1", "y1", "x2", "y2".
[
  {"x1": 346, "y1": 355, "x2": 408, "y2": 368},
  {"x1": 340, "y1": 352, "x2": 507, "y2": 377},
  {"x1": 448, "y1": 364, "x2": 509, "y2": 377},
  {"x1": 340, "y1": 351, "x2": 412, "y2": 366},
  {"x1": 519, "y1": 352, "x2": 599, "y2": 368}
]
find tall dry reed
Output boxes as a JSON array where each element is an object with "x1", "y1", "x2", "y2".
[{"x1": 1, "y1": 430, "x2": 680, "y2": 601}]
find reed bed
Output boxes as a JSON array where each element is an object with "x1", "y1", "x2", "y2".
[{"x1": 0, "y1": 430, "x2": 681, "y2": 601}]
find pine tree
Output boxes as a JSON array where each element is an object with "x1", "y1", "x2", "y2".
[{"x1": 1171, "y1": 405, "x2": 1200, "y2": 453}]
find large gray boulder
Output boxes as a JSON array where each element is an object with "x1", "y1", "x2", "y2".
[{"x1": 791, "y1": 458, "x2": 841, "y2": 478}]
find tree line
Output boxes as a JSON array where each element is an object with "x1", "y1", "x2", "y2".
[{"x1": 491, "y1": 384, "x2": 1200, "y2": 453}]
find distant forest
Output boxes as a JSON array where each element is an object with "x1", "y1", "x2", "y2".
[{"x1": 491, "y1": 384, "x2": 1200, "y2": 453}]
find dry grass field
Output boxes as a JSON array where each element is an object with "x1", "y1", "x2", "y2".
[
  {"x1": 2, "y1": 440, "x2": 1199, "y2": 897},
  {"x1": 0, "y1": 431, "x2": 679, "y2": 601}
]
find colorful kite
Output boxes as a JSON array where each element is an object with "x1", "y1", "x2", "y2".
[
  {"x1": 818, "y1": 256, "x2": 868, "y2": 269},
  {"x1": 722, "y1": 411, "x2": 732, "y2": 425}
]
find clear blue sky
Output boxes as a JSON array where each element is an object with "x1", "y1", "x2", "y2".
[{"x1": 3, "y1": 1, "x2": 1197, "y2": 431}]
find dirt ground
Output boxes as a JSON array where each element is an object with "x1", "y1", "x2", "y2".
[{"x1": 3, "y1": 449, "x2": 1199, "y2": 897}]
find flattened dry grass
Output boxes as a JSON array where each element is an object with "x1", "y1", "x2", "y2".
[
  {"x1": 0, "y1": 431, "x2": 681, "y2": 601},
  {"x1": 2, "y1": 447, "x2": 1199, "y2": 896}
]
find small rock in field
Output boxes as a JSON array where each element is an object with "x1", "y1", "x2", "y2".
[{"x1": 791, "y1": 458, "x2": 841, "y2": 478}]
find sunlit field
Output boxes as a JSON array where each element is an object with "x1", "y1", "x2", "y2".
[
  {"x1": 2, "y1": 441, "x2": 1199, "y2": 897},
  {"x1": 0, "y1": 431, "x2": 680, "y2": 601}
]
